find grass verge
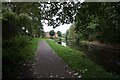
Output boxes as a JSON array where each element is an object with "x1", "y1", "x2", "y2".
[{"x1": 46, "y1": 40, "x2": 114, "y2": 79}]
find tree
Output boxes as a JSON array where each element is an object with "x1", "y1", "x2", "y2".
[
  {"x1": 57, "y1": 31, "x2": 62, "y2": 37},
  {"x1": 74, "y1": 2, "x2": 120, "y2": 43},
  {"x1": 66, "y1": 24, "x2": 80, "y2": 43},
  {"x1": 49, "y1": 30, "x2": 55, "y2": 38},
  {"x1": 18, "y1": 13, "x2": 32, "y2": 35},
  {"x1": 2, "y1": 2, "x2": 82, "y2": 28},
  {"x1": 2, "y1": 11, "x2": 18, "y2": 39},
  {"x1": 3, "y1": 2, "x2": 120, "y2": 43},
  {"x1": 40, "y1": 2, "x2": 81, "y2": 28},
  {"x1": 2, "y1": 2, "x2": 44, "y2": 38}
]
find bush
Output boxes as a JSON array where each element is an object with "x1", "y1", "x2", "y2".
[
  {"x1": 2, "y1": 11, "x2": 19, "y2": 39},
  {"x1": 13, "y1": 35, "x2": 30, "y2": 48},
  {"x1": 3, "y1": 36, "x2": 39, "y2": 78},
  {"x1": 3, "y1": 35, "x2": 31, "y2": 64}
]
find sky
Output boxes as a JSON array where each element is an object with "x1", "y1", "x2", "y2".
[{"x1": 43, "y1": 23, "x2": 72, "y2": 34}]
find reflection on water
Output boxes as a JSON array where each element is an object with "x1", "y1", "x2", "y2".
[
  {"x1": 61, "y1": 42, "x2": 66, "y2": 46},
  {"x1": 67, "y1": 40, "x2": 120, "y2": 76}
]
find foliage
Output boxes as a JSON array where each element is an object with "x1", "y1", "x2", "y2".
[
  {"x1": 3, "y1": 2, "x2": 120, "y2": 44},
  {"x1": 49, "y1": 30, "x2": 55, "y2": 37},
  {"x1": 66, "y1": 24, "x2": 82, "y2": 43},
  {"x1": 57, "y1": 31, "x2": 62, "y2": 37},
  {"x1": 2, "y1": 2, "x2": 41, "y2": 18},
  {"x1": 47, "y1": 40, "x2": 114, "y2": 78},
  {"x1": 67, "y1": 2, "x2": 120, "y2": 44},
  {"x1": 58, "y1": 37, "x2": 62, "y2": 42},
  {"x1": 40, "y1": 2, "x2": 81, "y2": 28},
  {"x1": 2, "y1": 2, "x2": 44, "y2": 78},
  {"x1": 2, "y1": 11, "x2": 18, "y2": 39},
  {"x1": 18, "y1": 13, "x2": 32, "y2": 29},
  {"x1": 3, "y1": 37, "x2": 40, "y2": 78},
  {"x1": 2, "y1": 2, "x2": 44, "y2": 38},
  {"x1": 3, "y1": 36, "x2": 31, "y2": 62}
]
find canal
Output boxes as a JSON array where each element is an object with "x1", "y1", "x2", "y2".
[{"x1": 65, "y1": 40, "x2": 120, "y2": 76}]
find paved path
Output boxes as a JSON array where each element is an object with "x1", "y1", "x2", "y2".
[{"x1": 29, "y1": 40, "x2": 77, "y2": 78}]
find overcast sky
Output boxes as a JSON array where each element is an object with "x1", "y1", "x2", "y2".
[{"x1": 43, "y1": 23, "x2": 72, "y2": 34}]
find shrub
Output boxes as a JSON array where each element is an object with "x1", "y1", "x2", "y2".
[
  {"x1": 3, "y1": 35, "x2": 31, "y2": 64},
  {"x1": 2, "y1": 36, "x2": 39, "y2": 78},
  {"x1": 2, "y1": 11, "x2": 19, "y2": 39}
]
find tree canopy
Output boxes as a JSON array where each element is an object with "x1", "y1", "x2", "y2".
[
  {"x1": 57, "y1": 31, "x2": 62, "y2": 37},
  {"x1": 74, "y1": 2, "x2": 120, "y2": 43},
  {"x1": 65, "y1": 2, "x2": 120, "y2": 44},
  {"x1": 40, "y1": 2, "x2": 81, "y2": 28},
  {"x1": 2, "y1": 2, "x2": 120, "y2": 43},
  {"x1": 2, "y1": 2, "x2": 44, "y2": 39},
  {"x1": 2, "y1": 2, "x2": 81, "y2": 28},
  {"x1": 49, "y1": 30, "x2": 55, "y2": 37}
]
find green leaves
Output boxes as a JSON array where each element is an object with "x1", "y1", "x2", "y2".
[
  {"x1": 49, "y1": 30, "x2": 55, "y2": 37},
  {"x1": 2, "y1": 2, "x2": 44, "y2": 38},
  {"x1": 18, "y1": 13, "x2": 32, "y2": 27},
  {"x1": 74, "y1": 2, "x2": 120, "y2": 43},
  {"x1": 57, "y1": 31, "x2": 62, "y2": 37},
  {"x1": 40, "y1": 2, "x2": 81, "y2": 28},
  {"x1": 2, "y1": 11, "x2": 17, "y2": 23},
  {"x1": 2, "y1": 11, "x2": 19, "y2": 39}
]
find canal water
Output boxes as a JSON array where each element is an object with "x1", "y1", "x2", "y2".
[{"x1": 66, "y1": 40, "x2": 120, "y2": 76}]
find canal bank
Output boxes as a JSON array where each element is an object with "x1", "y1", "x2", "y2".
[
  {"x1": 66, "y1": 40, "x2": 120, "y2": 77},
  {"x1": 47, "y1": 39, "x2": 115, "y2": 78}
]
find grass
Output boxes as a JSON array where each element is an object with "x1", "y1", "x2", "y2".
[
  {"x1": 46, "y1": 40, "x2": 114, "y2": 79},
  {"x1": 20, "y1": 38, "x2": 41, "y2": 60},
  {"x1": 3, "y1": 37, "x2": 41, "y2": 78}
]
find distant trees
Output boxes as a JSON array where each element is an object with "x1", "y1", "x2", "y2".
[
  {"x1": 57, "y1": 31, "x2": 62, "y2": 37},
  {"x1": 49, "y1": 30, "x2": 55, "y2": 38},
  {"x1": 47, "y1": 30, "x2": 62, "y2": 39}
]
